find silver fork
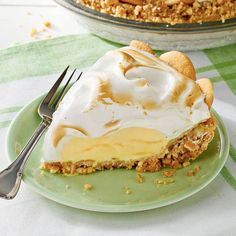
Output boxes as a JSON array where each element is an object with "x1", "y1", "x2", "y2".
[{"x1": 0, "y1": 67, "x2": 82, "y2": 200}]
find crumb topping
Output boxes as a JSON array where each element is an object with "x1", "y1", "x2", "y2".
[{"x1": 77, "y1": 0, "x2": 236, "y2": 24}]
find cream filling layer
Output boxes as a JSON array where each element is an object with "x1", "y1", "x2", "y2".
[{"x1": 60, "y1": 127, "x2": 167, "y2": 162}]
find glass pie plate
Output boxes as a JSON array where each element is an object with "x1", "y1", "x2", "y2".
[{"x1": 55, "y1": 0, "x2": 236, "y2": 51}]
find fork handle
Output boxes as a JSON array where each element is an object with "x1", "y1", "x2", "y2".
[{"x1": 0, "y1": 120, "x2": 49, "y2": 199}]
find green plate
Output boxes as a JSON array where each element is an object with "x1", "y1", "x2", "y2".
[{"x1": 6, "y1": 95, "x2": 229, "y2": 212}]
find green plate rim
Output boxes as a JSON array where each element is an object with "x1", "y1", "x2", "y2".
[{"x1": 6, "y1": 94, "x2": 230, "y2": 212}]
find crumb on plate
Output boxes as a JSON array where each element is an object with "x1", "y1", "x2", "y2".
[
  {"x1": 187, "y1": 170, "x2": 195, "y2": 176},
  {"x1": 162, "y1": 169, "x2": 176, "y2": 177},
  {"x1": 124, "y1": 186, "x2": 132, "y2": 195},
  {"x1": 136, "y1": 173, "x2": 144, "y2": 183},
  {"x1": 194, "y1": 165, "x2": 200, "y2": 172},
  {"x1": 84, "y1": 183, "x2": 93, "y2": 190},
  {"x1": 154, "y1": 179, "x2": 175, "y2": 185}
]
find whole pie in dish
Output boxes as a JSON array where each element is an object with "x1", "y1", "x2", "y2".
[
  {"x1": 42, "y1": 40, "x2": 216, "y2": 175},
  {"x1": 77, "y1": 0, "x2": 236, "y2": 24}
]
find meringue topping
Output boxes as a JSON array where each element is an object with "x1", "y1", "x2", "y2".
[{"x1": 43, "y1": 45, "x2": 210, "y2": 162}]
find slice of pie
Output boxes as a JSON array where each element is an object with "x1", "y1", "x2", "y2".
[{"x1": 42, "y1": 40, "x2": 216, "y2": 175}]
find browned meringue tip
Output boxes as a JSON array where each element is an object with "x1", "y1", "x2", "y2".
[
  {"x1": 130, "y1": 40, "x2": 155, "y2": 55},
  {"x1": 160, "y1": 51, "x2": 196, "y2": 81},
  {"x1": 196, "y1": 78, "x2": 214, "y2": 109}
]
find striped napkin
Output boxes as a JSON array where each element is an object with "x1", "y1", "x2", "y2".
[{"x1": 0, "y1": 34, "x2": 235, "y2": 236}]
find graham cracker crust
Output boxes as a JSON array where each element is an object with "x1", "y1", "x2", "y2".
[{"x1": 41, "y1": 117, "x2": 216, "y2": 175}]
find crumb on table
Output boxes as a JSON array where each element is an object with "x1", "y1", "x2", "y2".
[
  {"x1": 43, "y1": 21, "x2": 52, "y2": 28},
  {"x1": 30, "y1": 28, "x2": 38, "y2": 38},
  {"x1": 84, "y1": 183, "x2": 93, "y2": 190}
]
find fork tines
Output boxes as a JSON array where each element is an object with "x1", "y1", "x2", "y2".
[
  {"x1": 52, "y1": 68, "x2": 77, "y2": 107},
  {"x1": 40, "y1": 66, "x2": 83, "y2": 113}
]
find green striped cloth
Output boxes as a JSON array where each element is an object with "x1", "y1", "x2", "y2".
[{"x1": 0, "y1": 35, "x2": 235, "y2": 234}]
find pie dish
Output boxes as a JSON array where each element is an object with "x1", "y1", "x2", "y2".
[
  {"x1": 41, "y1": 40, "x2": 216, "y2": 175},
  {"x1": 77, "y1": 0, "x2": 236, "y2": 25},
  {"x1": 55, "y1": 0, "x2": 236, "y2": 50}
]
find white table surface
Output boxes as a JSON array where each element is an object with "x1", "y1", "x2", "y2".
[
  {"x1": 0, "y1": 1, "x2": 236, "y2": 236},
  {"x1": 0, "y1": 0, "x2": 87, "y2": 49}
]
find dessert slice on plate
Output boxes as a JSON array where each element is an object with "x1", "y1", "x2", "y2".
[{"x1": 42, "y1": 40, "x2": 216, "y2": 175}]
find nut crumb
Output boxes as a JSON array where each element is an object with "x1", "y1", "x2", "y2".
[
  {"x1": 30, "y1": 28, "x2": 38, "y2": 37},
  {"x1": 154, "y1": 179, "x2": 175, "y2": 184},
  {"x1": 136, "y1": 173, "x2": 144, "y2": 183},
  {"x1": 187, "y1": 170, "x2": 195, "y2": 176},
  {"x1": 162, "y1": 169, "x2": 176, "y2": 177},
  {"x1": 40, "y1": 170, "x2": 45, "y2": 176},
  {"x1": 194, "y1": 165, "x2": 200, "y2": 172},
  {"x1": 124, "y1": 186, "x2": 132, "y2": 195},
  {"x1": 184, "y1": 140, "x2": 198, "y2": 151},
  {"x1": 43, "y1": 21, "x2": 52, "y2": 28},
  {"x1": 84, "y1": 183, "x2": 93, "y2": 190},
  {"x1": 183, "y1": 161, "x2": 190, "y2": 167}
]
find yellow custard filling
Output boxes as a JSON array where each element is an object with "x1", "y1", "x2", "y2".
[{"x1": 60, "y1": 127, "x2": 168, "y2": 162}]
